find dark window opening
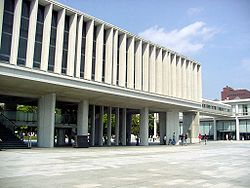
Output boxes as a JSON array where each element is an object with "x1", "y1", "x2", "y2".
[
  {"x1": 33, "y1": 5, "x2": 44, "y2": 69},
  {"x1": 0, "y1": 0, "x2": 14, "y2": 62},
  {"x1": 48, "y1": 10, "x2": 58, "y2": 71},
  {"x1": 17, "y1": 0, "x2": 30, "y2": 66},
  {"x1": 92, "y1": 26, "x2": 97, "y2": 80},
  {"x1": 102, "y1": 29, "x2": 106, "y2": 82},
  {"x1": 61, "y1": 15, "x2": 70, "y2": 74},
  {"x1": 80, "y1": 21, "x2": 86, "y2": 78}
]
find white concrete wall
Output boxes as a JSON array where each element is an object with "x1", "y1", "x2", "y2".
[
  {"x1": 127, "y1": 37, "x2": 135, "y2": 89},
  {"x1": 3, "y1": 0, "x2": 202, "y2": 102}
]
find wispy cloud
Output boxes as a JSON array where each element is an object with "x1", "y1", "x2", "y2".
[
  {"x1": 187, "y1": 7, "x2": 204, "y2": 17},
  {"x1": 138, "y1": 21, "x2": 219, "y2": 54},
  {"x1": 240, "y1": 58, "x2": 250, "y2": 72}
]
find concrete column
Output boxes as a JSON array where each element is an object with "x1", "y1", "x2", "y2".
[
  {"x1": 121, "y1": 108, "x2": 127, "y2": 145},
  {"x1": 10, "y1": 0, "x2": 23, "y2": 65},
  {"x1": 40, "y1": 4, "x2": 52, "y2": 71},
  {"x1": 142, "y1": 44, "x2": 149, "y2": 92},
  {"x1": 182, "y1": 59, "x2": 187, "y2": 99},
  {"x1": 213, "y1": 118, "x2": 217, "y2": 141},
  {"x1": 84, "y1": 20, "x2": 94, "y2": 80},
  {"x1": 162, "y1": 52, "x2": 167, "y2": 95},
  {"x1": 105, "y1": 28, "x2": 113, "y2": 84},
  {"x1": 190, "y1": 62, "x2": 194, "y2": 100},
  {"x1": 176, "y1": 57, "x2": 182, "y2": 98},
  {"x1": 95, "y1": 24, "x2": 104, "y2": 82},
  {"x1": 126, "y1": 113, "x2": 132, "y2": 145},
  {"x1": 66, "y1": 13, "x2": 77, "y2": 77},
  {"x1": 25, "y1": 0, "x2": 38, "y2": 68},
  {"x1": 77, "y1": 100, "x2": 89, "y2": 135},
  {"x1": 140, "y1": 107, "x2": 149, "y2": 146},
  {"x1": 75, "y1": 15, "x2": 83, "y2": 78},
  {"x1": 135, "y1": 40, "x2": 142, "y2": 90},
  {"x1": 127, "y1": 37, "x2": 135, "y2": 89},
  {"x1": 172, "y1": 54, "x2": 177, "y2": 97},
  {"x1": 186, "y1": 61, "x2": 191, "y2": 100},
  {"x1": 197, "y1": 65, "x2": 202, "y2": 102},
  {"x1": 90, "y1": 105, "x2": 95, "y2": 146},
  {"x1": 149, "y1": 46, "x2": 156, "y2": 93},
  {"x1": 118, "y1": 33, "x2": 127, "y2": 87},
  {"x1": 38, "y1": 93, "x2": 56, "y2": 148},
  {"x1": 54, "y1": 9, "x2": 65, "y2": 74},
  {"x1": 107, "y1": 107, "x2": 112, "y2": 146},
  {"x1": 112, "y1": 29, "x2": 118, "y2": 85},
  {"x1": 183, "y1": 112, "x2": 200, "y2": 143},
  {"x1": 159, "y1": 112, "x2": 166, "y2": 145},
  {"x1": 166, "y1": 112, "x2": 179, "y2": 144},
  {"x1": 193, "y1": 64, "x2": 198, "y2": 101},
  {"x1": 236, "y1": 117, "x2": 240, "y2": 141},
  {"x1": 115, "y1": 107, "x2": 119, "y2": 145},
  {"x1": 156, "y1": 49, "x2": 162, "y2": 94},
  {"x1": 98, "y1": 106, "x2": 104, "y2": 146},
  {"x1": 168, "y1": 53, "x2": 172, "y2": 96},
  {"x1": 0, "y1": 0, "x2": 4, "y2": 48},
  {"x1": 57, "y1": 129, "x2": 65, "y2": 146}
]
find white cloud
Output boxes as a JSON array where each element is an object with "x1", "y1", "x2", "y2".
[
  {"x1": 240, "y1": 58, "x2": 250, "y2": 72},
  {"x1": 138, "y1": 21, "x2": 219, "y2": 54},
  {"x1": 187, "y1": 7, "x2": 204, "y2": 17}
]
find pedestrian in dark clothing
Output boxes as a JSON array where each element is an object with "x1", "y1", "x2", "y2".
[{"x1": 204, "y1": 134, "x2": 208, "y2": 145}]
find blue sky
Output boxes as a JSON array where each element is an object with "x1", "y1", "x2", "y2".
[{"x1": 58, "y1": 0, "x2": 250, "y2": 100}]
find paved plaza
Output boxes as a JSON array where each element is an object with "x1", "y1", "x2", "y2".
[{"x1": 0, "y1": 141, "x2": 250, "y2": 188}]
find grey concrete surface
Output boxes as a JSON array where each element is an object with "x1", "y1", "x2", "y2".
[{"x1": 0, "y1": 141, "x2": 250, "y2": 188}]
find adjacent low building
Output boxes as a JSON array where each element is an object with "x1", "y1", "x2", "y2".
[{"x1": 200, "y1": 99, "x2": 250, "y2": 141}]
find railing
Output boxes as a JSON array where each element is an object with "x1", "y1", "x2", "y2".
[
  {"x1": 201, "y1": 99, "x2": 233, "y2": 117},
  {"x1": 0, "y1": 112, "x2": 18, "y2": 133},
  {"x1": 2, "y1": 111, "x2": 77, "y2": 125}
]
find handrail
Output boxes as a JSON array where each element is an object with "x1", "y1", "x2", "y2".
[{"x1": 0, "y1": 112, "x2": 18, "y2": 132}]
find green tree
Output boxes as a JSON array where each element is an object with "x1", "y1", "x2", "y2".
[
  {"x1": 17, "y1": 105, "x2": 37, "y2": 112},
  {"x1": 131, "y1": 114, "x2": 140, "y2": 136}
]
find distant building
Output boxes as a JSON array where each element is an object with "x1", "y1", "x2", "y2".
[{"x1": 221, "y1": 86, "x2": 250, "y2": 100}]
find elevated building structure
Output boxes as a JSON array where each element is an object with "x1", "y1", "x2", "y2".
[{"x1": 0, "y1": 0, "x2": 202, "y2": 147}]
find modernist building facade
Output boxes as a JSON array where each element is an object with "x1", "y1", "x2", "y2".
[
  {"x1": 200, "y1": 99, "x2": 250, "y2": 140},
  {"x1": 0, "y1": 0, "x2": 202, "y2": 147}
]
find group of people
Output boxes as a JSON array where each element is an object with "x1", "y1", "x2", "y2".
[{"x1": 198, "y1": 133, "x2": 208, "y2": 145}]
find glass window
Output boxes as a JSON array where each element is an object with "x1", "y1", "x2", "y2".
[
  {"x1": 243, "y1": 104, "x2": 248, "y2": 115},
  {"x1": 80, "y1": 21, "x2": 86, "y2": 78},
  {"x1": 48, "y1": 11, "x2": 58, "y2": 71},
  {"x1": 33, "y1": 5, "x2": 44, "y2": 68},
  {"x1": 102, "y1": 29, "x2": 106, "y2": 82},
  {"x1": 17, "y1": 0, "x2": 30, "y2": 66},
  {"x1": 0, "y1": 0, "x2": 14, "y2": 62},
  {"x1": 4, "y1": 0, "x2": 15, "y2": 12},
  {"x1": 92, "y1": 26, "x2": 97, "y2": 80},
  {"x1": 62, "y1": 15, "x2": 70, "y2": 74},
  {"x1": 116, "y1": 35, "x2": 120, "y2": 84}
]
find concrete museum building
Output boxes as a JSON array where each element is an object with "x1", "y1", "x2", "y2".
[{"x1": 0, "y1": 0, "x2": 202, "y2": 148}]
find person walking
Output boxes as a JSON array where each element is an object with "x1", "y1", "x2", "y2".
[
  {"x1": 163, "y1": 135, "x2": 167, "y2": 145},
  {"x1": 172, "y1": 132, "x2": 176, "y2": 145},
  {"x1": 204, "y1": 134, "x2": 208, "y2": 145},
  {"x1": 184, "y1": 133, "x2": 188, "y2": 146},
  {"x1": 198, "y1": 133, "x2": 202, "y2": 144}
]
